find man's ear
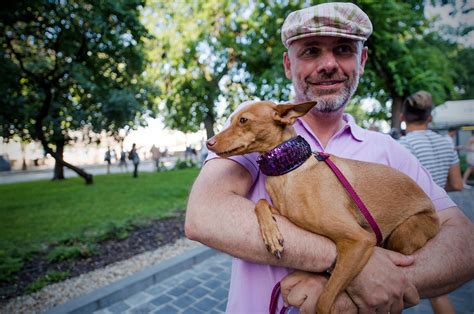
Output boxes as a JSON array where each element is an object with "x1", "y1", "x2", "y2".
[
  {"x1": 273, "y1": 101, "x2": 317, "y2": 125},
  {"x1": 283, "y1": 52, "x2": 292, "y2": 80}
]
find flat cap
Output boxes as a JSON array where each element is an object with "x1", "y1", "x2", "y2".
[{"x1": 281, "y1": 2, "x2": 373, "y2": 48}]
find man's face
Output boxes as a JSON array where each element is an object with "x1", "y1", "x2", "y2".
[{"x1": 283, "y1": 36, "x2": 368, "y2": 113}]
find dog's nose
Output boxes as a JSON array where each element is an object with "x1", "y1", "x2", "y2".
[{"x1": 206, "y1": 138, "x2": 216, "y2": 149}]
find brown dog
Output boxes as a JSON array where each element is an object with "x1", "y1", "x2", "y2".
[{"x1": 206, "y1": 100, "x2": 439, "y2": 314}]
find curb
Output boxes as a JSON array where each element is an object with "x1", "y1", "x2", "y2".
[{"x1": 45, "y1": 246, "x2": 217, "y2": 314}]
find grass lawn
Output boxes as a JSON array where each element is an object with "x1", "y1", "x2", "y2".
[{"x1": 0, "y1": 168, "x2": 199, "y2": 255}]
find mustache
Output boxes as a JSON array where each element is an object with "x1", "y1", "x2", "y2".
[{"x1": 305, "y1": 73, "x2": 348, "y2": 84}]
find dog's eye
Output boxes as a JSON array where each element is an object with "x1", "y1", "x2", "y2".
[{"x1": 239, "y1": 117, "x2": 248, "y2": 124}]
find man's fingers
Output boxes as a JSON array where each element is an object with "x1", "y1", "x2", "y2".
[
  {"x1": 390, "y1": 297, "x2": 405, "y2": 314},
  {"x1": 403, "y1": 284, "x2": 420, "y2": 308},
  {"x1": 281, "y1": 272, "x2": 305, "y2": 306},
  {"x1": 386, "y1": 250, "x2": 414, "y2": 267},
  {"x1": 286, "y1": 287, "x2": 307, "y2": 309},
  {"x1": 298, "y1": 293, "x2": 318, "y2": 314}
]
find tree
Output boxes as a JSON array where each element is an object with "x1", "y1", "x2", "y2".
[
  {"x1": 237, "y1": 0, "x2": 468, "y2": 128},
  {"x1": 143, "y1": 0, "x2": 248, "y2": 139},
  {"x1": 145, "y1": 0, "x2": 471, "y2": 135},
  {"x1": 0, "y1": 0, "x2": 155, "y2": 184}
]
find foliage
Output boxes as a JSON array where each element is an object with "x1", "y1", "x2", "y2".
[
  {"x1": 143, "y1": 0, "x2": 246, "y2": 138},
  {"x1": 46, "y1": 244, "x2": 97, "y2": 263},
  {"x1": 0, "y1": 251, "x2": 23, "y2": 282},
  {"x1": 144, "y1": 0, "x2": 472, "y2": 133},
  {"x1": 26, "y1": 271, "x2": 70, "y2": 294},
  {"x1": 0, "y1": 0, "x2": 157, "y2": 182},
  {"x1": 174, "y1": 158, "x2": 199, "y2": 170}
]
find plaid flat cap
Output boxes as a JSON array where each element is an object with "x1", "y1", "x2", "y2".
[{"x1": 281, "y1": 2, "x2": 373, "y2": 48}]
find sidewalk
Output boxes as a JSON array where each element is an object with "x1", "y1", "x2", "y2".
[
  {"x1": 0, "y1": 158, "x2": 179, "y2": 184},
  {"x1": 47, "y1": 188, "x2": 473, "y2": 314}
]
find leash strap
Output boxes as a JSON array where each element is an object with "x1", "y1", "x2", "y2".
[
  {"x1": 269, "y1": 152, "x2": 384, "y2": 314},
  {"x1": 315, "y1": 152, "x2": 383, "y2": 246},
  {"x1": 269, "y1": 281, "x2": 288, "y2": 314}
]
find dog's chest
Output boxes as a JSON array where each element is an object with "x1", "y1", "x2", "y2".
[{"x1": 264, "y1": 160, "x2": 318, "y2": 216}]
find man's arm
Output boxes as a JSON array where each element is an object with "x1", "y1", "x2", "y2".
[
  {"x1": 185, "y1": 158, "x2": 337, "y2": 272},
  {"x1": 405, "y1": 206, "x2": 474, "y2": 296},
  {"x1": 445, "y1": 164, "x2": 463, "y2": 192}
]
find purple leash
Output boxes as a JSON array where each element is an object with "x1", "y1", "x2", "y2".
[
  {"x1": 314, "y1": 152, "x2": 383, "y2": 246},
  {"x1": 262, "y1": 138, "x2": 384, "y2": 314}
]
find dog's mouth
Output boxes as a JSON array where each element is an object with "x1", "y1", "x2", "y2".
[{"x1": 215, "y1": 145, "x2": 245, "y2": 157}]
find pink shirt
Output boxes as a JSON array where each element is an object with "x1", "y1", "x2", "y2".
[{"x1": 207, "y1": 114, "x2": 456, "y2": 313}]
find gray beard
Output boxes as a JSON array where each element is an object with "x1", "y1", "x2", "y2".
[{"x1": 301, "y1": 73, "x2": 360, "y2": 113}]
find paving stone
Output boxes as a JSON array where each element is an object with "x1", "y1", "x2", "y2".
[
  {"x1": 209, "y1": 288, "x2": 229, "y2": 301},
  {"x1": 166, "y1": 286, "x2": 188, "y2": 297},
  {"x1": 193, "y1": 297, "x2": 219, "y2": 311},
  {"x1": 107, "y1": 301, "x2": 130, "y2": 313},
  {"x1": 216, "y1": 272, "x2": 230, "y2": 281},
  {"x1": 217, "y1": 301, "x2": 227, "y2": 312},
  {"x1": 145, "y1": 284, "x2": 168, "y2": 295},
  {"x1": 150, "y1": 295, "x2": 174, "y2": 307},
  {"x1": 203, "y1": 279, "x2": 223, "y2": 290},
  {"x1": 181, "y1": 306, "x2": 205, "y2": 314},
  {"x1": 195, "y1": 271, "x2": 214, "y2": 280},
  {"x1": 124, "y1": 292, "x2": 153, "y2": 307},
  {"x1": 180, "y1": 278, "x2": 201, "y2": 290},
  {"x1": 171, "y1": 295, "x2": 196, "y2": 308},
  {"x1": 189, "y1": 286, "x2": 212, "y2": 299},
  {"x1": 152, "y1": 304, "x2": 180, "y2": 314},
  {"x1": 129, "y1": 302, "x2": 156, "y2": 314}
]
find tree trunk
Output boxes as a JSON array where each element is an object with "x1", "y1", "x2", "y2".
[
  {"x1": 35, "y1": 84, "x2": 93, "y2": 185},
  {"x1": 391, "y1": 95, "x2": 404, "y2": 129},
  {"x1": 46, "y1": 144, "x2": 94, "y2": 184},
  {"x1": 53, "y1": 141, "x2": 65, "y2": 180},
  {"x1": 203, "y1": 114, "x2": 215, "y2": 139}
]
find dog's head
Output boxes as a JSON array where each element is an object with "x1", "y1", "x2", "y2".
[{"x1": 207, "y1": 100, "x2": 316, "y2": 157}]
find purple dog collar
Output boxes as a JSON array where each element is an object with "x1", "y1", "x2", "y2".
[{"x1": 257, "y1": 136, "x2": 312, "y2": 176}]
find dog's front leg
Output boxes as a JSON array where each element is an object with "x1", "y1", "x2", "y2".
[{"x1": 255, "y1": 199, "x2": 284, "y2": 258}]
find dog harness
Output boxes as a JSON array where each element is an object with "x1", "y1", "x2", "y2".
[{"x1": 259, "y1": 136, "x2": 384, "y2": 314}]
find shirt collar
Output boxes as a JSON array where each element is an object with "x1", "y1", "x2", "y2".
[
  {"x1": 343, "y1": 113, "x2": 365, "y2": 142},
  {"x1": 295, "y1": 113, "x2": 366, "y2": 143}
]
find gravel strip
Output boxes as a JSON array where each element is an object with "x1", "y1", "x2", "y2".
[{"x1": 1, "y1": 238, "x2": 201, "y2": 314}]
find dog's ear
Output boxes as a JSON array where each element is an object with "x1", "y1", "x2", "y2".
[{"x1": 273, "y1": 101, "x2": 317, "y2": 125}]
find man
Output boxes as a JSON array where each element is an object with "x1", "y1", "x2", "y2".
[
  {"x1": 399, "y1": 91, "x2": 463, "y2": 313},
  {"x1": 399, "y1": 91, "x2": 463, "y2": 193},
  {"x1": 185, "y1": 3, "x2": 474, "y2": 313},
  {"x1": 150, "y1": 144, "x2": 162, "y2": 171}
]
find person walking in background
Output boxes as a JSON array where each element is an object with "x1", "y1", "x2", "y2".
[
  {"x1": 399, "y1": 90, "x2": 463, "y2": 314},
  {"x1": 118, "y1": 149, "x2": 128, "y2": 172},
  {"x1": 129, "y1": 143, "x2": 140, "y2": 178},
  {"x1": 462, "y1": 131, "x2": 474, "y2": 189},
  {"x1": 150, "y1": 144, "x2": 161, "y2": 171},
  {"x1": 104, "y1": 146, "x2": 112, "y2": 174}
]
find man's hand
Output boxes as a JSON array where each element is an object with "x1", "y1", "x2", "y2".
[
  {"x1": 346, "y1": 247, "x2": 420, "y2": 313},
  {"x1": 280, "y1": 271, "x2": 357, "y2": 314}
]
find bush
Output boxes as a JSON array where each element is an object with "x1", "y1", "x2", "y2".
[
  {"x1": 26, "y1": 271, "x2": 70, "y2": 293},
  {"x1": 47, "y1": 244, "x2": 97, "y2": 263},
  {"x1": 174, "y1": 158, "x2": 198, "y2": 169},
  {"x1": 0, "y1": 250, "x2": 23, "y2": 282}
]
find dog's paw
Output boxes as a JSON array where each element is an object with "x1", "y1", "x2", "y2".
[{"x1": 261, "y1": 224, "x2": 284, "y2": 258}]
